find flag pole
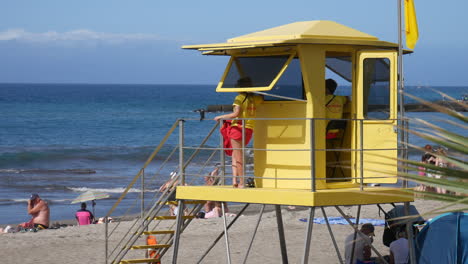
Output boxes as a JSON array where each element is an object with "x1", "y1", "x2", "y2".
[
  {"x1": 399, "y1": 2, "x2": 417, "y2": 263},
  {"x1": 399, "y1": 4, "x2": 417, "y2": 264},
  {"x1": 398, "y1": 0, "x2": 408, "y2": 187}
]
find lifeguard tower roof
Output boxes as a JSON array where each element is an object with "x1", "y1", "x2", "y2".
[{"x1": 182, "y1": 20, "x2": 399, "y2": 51}]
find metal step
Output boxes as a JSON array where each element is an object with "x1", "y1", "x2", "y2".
[
  {"x1": 131, "y1": 244, "x2": 171, "y2": 250},
  {"x1": 152, "y1": 215, "x2": 195, "y2": 220},
  {"x1": 119, "y1": 258, "x2": 160, "y2": 263},
  {"x1": 142, "y1": 230, "x2": 175, "y2": 235}
]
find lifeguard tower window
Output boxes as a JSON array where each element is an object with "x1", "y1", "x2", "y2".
[
  {"x1": 363, "y1": 58, "x2": 391, "y2": 119},
  {"x1": 219, "y1": 55, "x2": 293, "y2": 91},
  {"x1": 326, "y1": 56, "x2": 352, "y2": 96},
  {"x1": 264, "y1": 58, "x2": 303, "y2": 101}
]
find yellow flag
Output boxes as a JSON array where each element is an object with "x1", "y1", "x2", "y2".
[{"x1": 405, "y1": 0, "x2": 419, "y2": 49}]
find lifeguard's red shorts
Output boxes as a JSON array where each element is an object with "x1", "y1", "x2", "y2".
[
  {"x1": 229, "y1": 125, "x2": 253, "y2": 143},
  {"x1": 220, "y1": 121, "x2": 253, "y2": 156}
]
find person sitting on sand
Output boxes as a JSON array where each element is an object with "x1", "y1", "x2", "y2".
[
  {"x1": 159, "y1": 171, "x2": 190, "y2": 216},
  {"x1": 201, "y1": 166, "x2": 221, "y2": 218},
  {"x1": 195, "y1": 166, "x2": 236, "y2": 219},
  {"x1": 344, "y1": 223, "x2": 375, "y2": 264},
  {"x1": 204, "y1": 202, "x2": 223, "y2": 218},
  {"x1": 159, "y1": 172, "x2": 180, "y2": 216},
  {"x1": 198, "y1": 201, "x2": 235, "y2": 219},
  {"x1": 19, "y1": 193, "x2": 50, "y2": 230},
  {"x1": 75, "y1": 202, "x2": 95, "y2": 225},
  {"x1": 389, "y1": 229, "x2": 409, "y2": 264}
]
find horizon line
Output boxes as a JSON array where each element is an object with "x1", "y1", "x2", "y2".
[{"x1": 0, "y1": 82, "x2": 467, "y2": 88}]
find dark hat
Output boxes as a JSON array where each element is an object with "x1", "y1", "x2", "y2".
[
  {"x1": 30, "y1": 193, "x2": 39, "y2": 200},
  {"x1": 361, "y1": 223, "x2": 375, "y2": 235},
  {"x1": 325, "y1": 78, "x2": 338, "y2": 94}
]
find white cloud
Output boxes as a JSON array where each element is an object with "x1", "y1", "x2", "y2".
[{"x1": 0, "y1": 28, "x2": 163, "y2": 43}]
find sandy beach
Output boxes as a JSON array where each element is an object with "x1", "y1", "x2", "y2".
[{"x1": 0, "y1": 199, "x2": 463, "y2": 264}]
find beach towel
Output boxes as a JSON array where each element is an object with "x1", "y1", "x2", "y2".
[{"x1": 299, "y1": 217, "x2": 385, "y2": 226}]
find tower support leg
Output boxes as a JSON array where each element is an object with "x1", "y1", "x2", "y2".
[
  {"x1": 405, "y1": 202, "x2": 417, "y2": 263},
  {"x1": 221, "y1": 202, "x2": 232, "y2": 264},
  {"x1": 243, "y1": 204, "x2": 265, "y2": 264},
  {"x1": 275, "y1": 205, "x2": 289, "y2": 264},
  {"x1": 350, "y1": 205, "x2": 361, "y2": 264},
  {"x1": 197, "y1": 204, "x2": 250, "y2": 264},
  {"x1": 301, "y1": 206, "x2": 315, "y2": 264},
  {"x1": 321, "y1": 207, "x2": 343, "y2": 264},
  {"x1": 172, "y1": 201, "x2": 185, "y2": 264}
]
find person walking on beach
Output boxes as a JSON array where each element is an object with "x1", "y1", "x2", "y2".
[
  {"x1": 344, "y1": 223, "x2": 375, "y2": 264},
  {"x1": 75, "y1": 202, "x2": 95, "y2": 225},
  {"x1": 26, "y1": 193, "x2": 50, "y2": 229},
  {"x1": 215, "y1": 77, "x2": 263, "y2": 188}
]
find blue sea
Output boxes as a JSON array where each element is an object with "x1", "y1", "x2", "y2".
[{"x1": 0, "y1": 83, "x2": 466, "y2": 225}]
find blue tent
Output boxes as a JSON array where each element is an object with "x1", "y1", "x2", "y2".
[{"x1": 415, "y1": 212, "x2": 468, "y2": 264}]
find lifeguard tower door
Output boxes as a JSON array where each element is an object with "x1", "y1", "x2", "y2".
[{"x1": 354, "y1": 50, "x2": 398, "y2": 184}]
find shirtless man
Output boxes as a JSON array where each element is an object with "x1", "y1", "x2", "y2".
[{"x1": 27, "y1": 193, "x2": 50, "y2": 229}]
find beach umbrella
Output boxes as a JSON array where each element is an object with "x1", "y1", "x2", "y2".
[{"x1": 71, "y1": 190, "x2": 110, "y2": 216}]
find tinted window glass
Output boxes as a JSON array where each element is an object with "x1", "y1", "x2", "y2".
[
  {"x1": 326, "y1": 56, "x2": 352, "y2": 97},
  {"x1": 264, "y1": 58, "x2": 303, "y2": 101},
  {"x1": 221, "y1": 56, "x2": 289, "y2": 88},
  {"x1": 326, "y1": 57, "x2": 352, "y2": 82},
  {"x1": 363, "y1": 58, "x2": 390, "y2": 119}
]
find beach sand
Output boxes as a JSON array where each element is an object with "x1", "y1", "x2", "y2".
[{"x1": 0, "y1": 199, "x2": 462, "y2": 264}]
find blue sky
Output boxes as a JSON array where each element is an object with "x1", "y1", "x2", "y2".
[{"x1": 1, "y1": 0, "x2": 467, "y2": 86}]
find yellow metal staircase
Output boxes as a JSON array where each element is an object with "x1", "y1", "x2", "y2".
[
  {"x1": 103, "y1": 120, "x2": 221, "y2": 264},
  {"x1": 111, "y1": 189, "x2": 205, "y2": 264}
]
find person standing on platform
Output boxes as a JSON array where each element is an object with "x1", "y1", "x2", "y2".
[
  {"x1": 215, "y1": 77, "x2": 263, "y2": 188},
  {"x1": 325, "y1": 78, "x2": 348, "y2": 138}
]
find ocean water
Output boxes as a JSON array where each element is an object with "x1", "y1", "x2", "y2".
[{"x1": 0, "y1": 83, "x2": 466, "y2": 225}]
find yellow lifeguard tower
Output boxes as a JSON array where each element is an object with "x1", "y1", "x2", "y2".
[
  {"x1": 105, "y1": 21, "x2": 415, "y2": 264},
  {"x1": 177, "y1": 20, "x2": 411, "y2": 204}
]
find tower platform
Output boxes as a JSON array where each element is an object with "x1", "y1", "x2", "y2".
[{"x1": 176, "y1": 186, "x2": 413, "y2": 206}]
